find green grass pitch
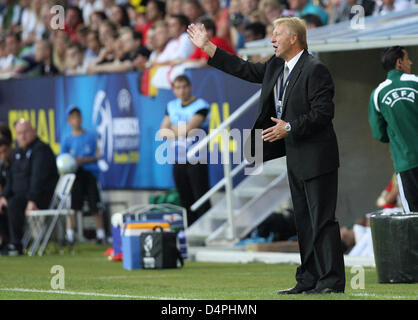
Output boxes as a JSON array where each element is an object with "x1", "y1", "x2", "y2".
[{"x1": 0, "y1": 244, "x2": 417, "y2": 300}]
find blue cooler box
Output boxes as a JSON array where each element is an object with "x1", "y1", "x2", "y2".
[
  {"x1": 122, "y1": 221, "x2": 171, "y2": 270},
  {"x1": 123, "y1": 210, "x2": 187, "y2": 260},
  {"x1": 111, "y1": 213, "x2": 123, "y2": 256}
]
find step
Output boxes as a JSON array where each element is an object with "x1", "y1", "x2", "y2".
[
  {"x1": 188, "y1": 247, "x2": 376, "y2": 267},
  {"x1": 234, "y1": 187, "x2": 265, "y2": 198},
  {"x1": 260, "y1": 165, "x2": 286, "y2": 176},
  {"x1": 209, "y1": 209, "x2": 239, "y2": 219}
]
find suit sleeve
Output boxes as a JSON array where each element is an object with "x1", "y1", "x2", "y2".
[
  {"x1": 290, "y1": 63, "x2": 335, "y2": 138},
  {"x1": 27, "y1": 145, "x2": 57, "y2": 205},
  {"x1": 368, "y1": 90, "x2": 389, "y2": 143},
  {"x1": 208, "y1": 47, "x2": 269, "y2": 84}
]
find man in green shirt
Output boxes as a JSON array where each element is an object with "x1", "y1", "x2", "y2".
[{"x1": 368, "y1": 46, "x2": 417, "y2": 212}]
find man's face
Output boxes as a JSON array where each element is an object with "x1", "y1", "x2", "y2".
[
  {"x1": 90, "y1": 13, "x2": 104, "y2": 31},
  {"x1": 264, "y1": 6, "x2": 282, "y2": 23},
  {"x1": 288, "y1": 0, "x2": 306, "y2": 11},
  {"x1": 65, "y1": 9, "x2": 80, "y2": 28},
  {"x1": 68, "y1": 111, "x2": 82, "y2": 129},
  {"x1": 183, "y1": 2, "x2": 202, "y2": 22},
  {"x1": 154, "y1": 26, "x2": 169, "y2": 50},
  {"x1": 271, "y1": 23, "x2": 295, "y2": 59},
  {"x1": 86, "y1": 33, "x2": 100, "y2": 52},
  {"x1": 398, "y1": 49, "x2": 412, "y2": 74},
  {"x1": 146, "y1": 28, "x2": 156, "y2": 50},
  {"x1": 99, "y1": 24, "x2": 113, "y2": 45},
  {"x1": 15, "y1": 122, "x2": 36, "y2": 149},
  {"x1": 0, "y1": 144, "x2": 12, "y2": 163},
  {"x1": 5, "y1": 36, "x2": 20, "y2": 56},
  {"x1": 120, "y1": 32, "x2": 137, "y2": 54},
  {"x1": 169, "y1": 0, "x2": 183, "y2": 15},
  {"x1": 202, "y1": 0, "x2": 219, "y2": 16},
  {"x1": 66, "y1": 47, "x2": 82, "y2": 68},
  {"x1": 110, "y1": 5, "x2": 123, "y2": 25},
  {"x1": 168, "y1": 17, "x2": 183, "y2": 39},
  {"x1": 34, "y1": 42, "x2": 48, "y2": 62},
  {"x1": 173, "y1": 80, "x2": 192, "y2": 102},
  {"x1": 146, "y1": 2, "x2": 161, "y2": 21},
  {"x1": 241, "y1": 0, "x2": 259, "y2": 16}
]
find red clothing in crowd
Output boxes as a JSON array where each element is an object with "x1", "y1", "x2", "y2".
[
  {"x1": 189, "y1": 36, "x2": 236, "y2": 60},
  {"x1": 135, "y1": 21, "x2": 153, "y2": 46},
  {"x1": 381, "y1": 180, "x2": 396, "y2": 209},
  {"x1": 214, "y1": 8, "x2": 232, "y2": 47},
  {"x1": 64, "y1": 23, "x2": 81, "y2": 43}
]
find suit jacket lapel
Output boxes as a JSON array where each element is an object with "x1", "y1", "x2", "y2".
[
  {"x1": 282, "y1": 50, "x2": 309, "y2": 115},
  {"x1": 264, "y1": 61, "x2": 283, "y2": 104},
  {"x1": 256, "y1": 59, "x2": 283, "y2": 122},
  {"x1": 282, "y1": 68, "x2": 301, "y2": 107}
]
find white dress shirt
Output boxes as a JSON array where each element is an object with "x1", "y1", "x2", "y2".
[
  {"x1": 274, "y1": 49, "x2": 305, "y2": 118},
  {"x1": 285, "y1": 49, "x2": 304, "y2": 76}
]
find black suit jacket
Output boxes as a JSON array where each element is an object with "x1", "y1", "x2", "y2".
[
  {"x1": 208, "y1": 48, "x2": 339, "y2": 180},
  {"x1": 2, "y1": 137, "x2": 58, "y2": 208}
]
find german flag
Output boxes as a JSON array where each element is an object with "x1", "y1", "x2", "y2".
[{"x1": 140, "y1": 66, "x2": 158, "y2": 97}]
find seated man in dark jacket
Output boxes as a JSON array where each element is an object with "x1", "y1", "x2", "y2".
[
  {"x1": 0, "y1": 123, "x2": 13, "y2": 254},
  {"x1": 0, "y1": 120, "x2": 58, "y2": 256}
]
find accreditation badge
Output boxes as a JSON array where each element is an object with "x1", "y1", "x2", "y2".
[{"x1": 276, "y1": 100, "x2": 283, "y2": 119}]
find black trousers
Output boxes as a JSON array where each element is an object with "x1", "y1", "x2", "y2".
[
  {"x1": 0, "y1": 195, "x2": 27, "y2": 249},
  {"x1": 71, "y1": 169, "x2": 101, "y2": 212},
  {"x1": 173, "y1": 163, "x2": 211, "y2": 227},
  {"x1": 397, "y1": 166, "x2": 418, "y2": 212},
  {"x1": 288, "y1": 168, "x2": 345, "y2": 291}
]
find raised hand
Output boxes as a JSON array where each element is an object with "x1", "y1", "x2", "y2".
[
  {"x1": 187, "y1": 23, "x2": 209, "y2": 49},
  {"x1": 187, "y1": 23, "x2": 217, "y2": 58}
]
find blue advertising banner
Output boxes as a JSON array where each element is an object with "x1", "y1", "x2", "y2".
[{"x1": 0, "y1": 68, "x2": 260, "y2": 189}]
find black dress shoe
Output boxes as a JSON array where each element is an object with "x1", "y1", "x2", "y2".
[
  {"x1": 302, "y1": 287, "x2": 344, "y2": 295},
  {"x1": 7, "y1": 244, "x2": 23, "y2": 256},
  {"x1": 277, "y1": 285, "x2": 314, "y2": 295}
]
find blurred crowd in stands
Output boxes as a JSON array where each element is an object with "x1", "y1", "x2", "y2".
[{"x1": 0, "y1": 0, "x2": 416, "y2": 79}]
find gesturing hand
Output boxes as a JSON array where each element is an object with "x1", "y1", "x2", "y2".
[
  {"x1": 262, "y1": 117, "x2": 289, "y2": 142},
  {"x1": 25, "y1": 200, "x2": 38, "y2": 217},
  {"x1": 187, "y1": 23, "x2": 209, "y2": 50},
  {"x1": 0, "y1": 197, "x2": 7, "y2": 213}
]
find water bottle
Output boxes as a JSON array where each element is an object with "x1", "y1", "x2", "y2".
[{"x1": 177, "y1": 231, "x2": 187, "y2": 260}]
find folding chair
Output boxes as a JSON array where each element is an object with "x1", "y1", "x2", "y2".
[{"x1": 27, "y1": 173, "x2": 76, "y2": 256}]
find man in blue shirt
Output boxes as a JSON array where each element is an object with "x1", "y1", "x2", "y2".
[
  {"x1": 160, "y1": 75, "x2": 211, "y2": 226},
  {"x1": 61, "y1": 105, "x2": 105, "y2": 244}
]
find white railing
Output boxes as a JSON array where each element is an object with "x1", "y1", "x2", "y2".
[{"x1": 186, "y1": 89, "x2": 261, "y2": 239}]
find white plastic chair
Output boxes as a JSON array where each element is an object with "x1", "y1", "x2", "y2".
[{"x1": 27, "y1": 173, "x2": 76, "y2": 256}]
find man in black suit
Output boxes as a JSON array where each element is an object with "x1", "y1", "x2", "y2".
[
  {"x1": 187, "y1": 17, "x2": 345, "y2": 294},
  {"x1": 0, "y1": 120, "x2": 58, "y2": 256}
]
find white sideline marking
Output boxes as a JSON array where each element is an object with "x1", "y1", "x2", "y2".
[
  {"x1": 349, "y1": 292, "x2": 416, "y2": 299},
  {"x1": 0, "y1": 288, "x2": 191, "y2": 300},
  {"x1": 96, "y1": 274, "x2": 172, "y2": 280}
]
